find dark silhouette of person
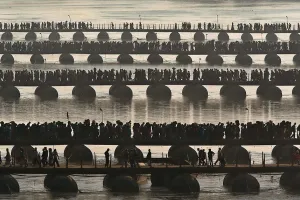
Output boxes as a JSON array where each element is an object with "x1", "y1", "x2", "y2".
[
  {"x1": 53, "y1": 149, "x2": 59, "y2": 167},
  {"x1": 146, "y1": 149, "x2": 151, "y2": 167},
  {"x1": 214, "y1": 148, "x2": 222, "y2": 165},
  {"x1": 105, "y1": 148, "x2": 110, "y2": 168},
  {"x1": 42, "y1": 147, "x2": 48, "y2": 167},
  {"x1": 208, "y1": 149, "x2": 215, "y2": 167},
  {"x1": 48, "y1": 148, "x2": 53, "y2": 166},
  {"x1": 4, "y1": 148, "x2": 11, "y2": 167}
]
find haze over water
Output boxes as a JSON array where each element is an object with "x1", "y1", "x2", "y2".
[{"x1": 0, "y1": 0, "x2": 299, "y2": 199}]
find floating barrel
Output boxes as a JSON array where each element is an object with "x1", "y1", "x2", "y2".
[
  {"x1": 221, "y1": 145, "x2": 250, "y2": 164},
  {"x1": 293, "y1": 85, "x2": 300, "y2": 96},
  {"x1": 0, "y1": 85, "x2": 20, "y2": 100},
  {"x1": 264, "y1": 53, "x2": 281, "y2": 66},
  {"x1": 146, "y1": 84, "x2": 172, "y2": 100},
  {"x1": 109, "y1": 84, "x2": 133, "y2": 100},
  {"x1": 146, "y1": 31, "x2": 157, "y2": 41},
  {"x1": 114, "y1": 145, "x2": 143, "y2": 163},
  {"x1": 235, "y1": 54, "x2": 252, "y2": 67},
  {"x1": 206, "y1": 53, "x2": 223, "y2": 66},
  {"x1": 176, "y1": 54, "x2": 192, "y2": 64},
  {"x1": 194, "y1": 31, "x2": 205, "y2": 42},
  {"x1": 265, "y1": 86, "x2": 282, "y2": 100},
  {"x1": 87, "y1": 54, "x2": 103, "y2": 64},
  {"x1": 111, "y1": 176, "x2": 139, "y2": 193},
  {"x1": 11, "y1": 145, "x2": 34, "y2": 163},
  {"x1": 168, "y1": 145, "x2": 198, "y2": 165},
  {"x1": 223, "y1": 173, "x2": 238, "y2": 188},
  {"x1": 0, "y1": 174, "x2": 19, "y2": 194},
  {"x1": 257, "y1": 84, "x2": 282, "y2": 100},
  {"x1": 218, "y1": 31, "x2": 229, "y2": 42},
  {"x1": 241, "y1": 32, "x2": 253, "y2": 42},
  {"x1": 121, "y1": 31, "x2": 132, "y2": 41},
  {"x1": 73, "y1": 31, "x2": 85, "y2": 41},
  {"x1": 266, "y1": 32, "x2": 278, "y2": 42},
  {"x1": 45, "y1": 175, "x2": 78, "y2": 193},
  {"x1": 72, "y1": 85, "x2": 96, "y2": 100},
  {"x1": 182, "y1": 84, "x2": 208, "y2": 100},
  {"x1": 170, "y1": 174, "x2": 200, "y2": 193},
  {"x1": 1, "y1": 31, "x2": 13, "y2": 40},
  {"x1": 256, "y1": 81, "x2": 272, "y2": 96},
  {"x1": 151, "y1": 173, "x2": 165, "y2": 187},
  {"x1": 64, "y1": 144, "x2": 93, "y2": 164},
  {"x1": 290, "y1": 32, "x2": 300, "y2": 42},
  {"x1": 34, "y1": 85, "x2": 58, "y2": 100},
  {"x1": 220, "y1": 84, "x2": 246, "y2": 101},
  {"x1": 293, "y1": 54, "x2": 300, "y2": 66},
  {"x1": 59, "y1": 53, "x2": 74, "y2": 64},
  {"x1": 147, "y1": 53, "x2": 163, "y2": 64},
  {"x1": 117, "y1": 54, "x2": 133, "y2": 64},
  {"x1": 169, "y1": 31, "x2": 181, "y2": 42},
  {"x1": 103, "y1": 174, "x2": 115, "y2": 188},
  {"x1": 48, "y1": 31, "x2": 60, "y2": 41},
  {"x1": 97, "y1": 31, "x2": 109, "y2": 41},
  {"x1": 25, "y1": 31, "x2": 37, "y2": 41},
  {"x1": 30, "y1": 54, "x2": 44, "y2": 64},
  {"x1": 280, "y1": 172, "x2": 295, "y2": 189},
  {"x1": 1, "y1": 54, "x2": 14, "y2": 65},
  {"x1": 271, "y1": 145, "x2": 299, "y2": 163},
  {"x1": 231, "y1": 174, "x2": 260, "y2": 193},
  {"x1": 266, "y1": 88, "x2": 281, "y2": 100}
]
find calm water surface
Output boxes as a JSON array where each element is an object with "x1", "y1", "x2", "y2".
[{"x1": 0, "y1": 0, "x2": 299, "y2": 199}]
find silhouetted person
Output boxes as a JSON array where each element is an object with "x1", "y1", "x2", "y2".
[
  {"x1": 48, "y1": 148, "x2": 53, "y2": 166},
  {"x1": 4, "y1": 148, "x2": 11, "y2": 167},
  {"x1": 208, "y1": 149, "x2": 215, "y2": 167},
  {"x1": 214, "y1": 148, "x2": 222, "y2": 165},
  {"x1": 105, "y1": 148, "x2": 110, "y2": 168},
  {"x1": 146, "y1": 149, "x2": 151, "y2": 167},
  {"x1": 197, "y1": 148, "x2": 201, "y2": 166},
  {"x1": 32, "y1": 147, "x2": 38, "y2": 166},
  {"x1": 42, "y1": 147, "x2": 48, "y2": 167},
  {"x1": 53, "y1": 149, "x2": 59, "y2": 167}
]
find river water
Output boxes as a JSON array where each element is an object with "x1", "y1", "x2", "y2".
[{"x1": 0, "y1": 0, "x2": 299, "y2": 199}]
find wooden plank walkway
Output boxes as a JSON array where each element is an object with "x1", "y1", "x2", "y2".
[
  {"x1": 1, "y1": 163, "x2": 300, "y2": 174},
  {"x1": 1, "y1": 29, "x2": 299, "y2": 33}
]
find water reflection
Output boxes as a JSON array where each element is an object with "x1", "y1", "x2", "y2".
[{"x1": 0, "y1": 86, "x2": 299, "y2": 124}]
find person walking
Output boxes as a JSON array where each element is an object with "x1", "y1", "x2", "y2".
[
  {"x1": 41, "y1": 147, "x2": 48, "y2": 167},
  {"x1": 208, "y1": 149, "x2": 215, "y2": 167},
  {"x1": 214, "y1": 148, "x2": 222, "y2": 166},
  {"x1": 53, "y1": 149, "x2": 59, "y2": 167},
  {"x1": 105, "y1": 148, "x2": 110, "y2": 168},
  {"x1": 146, "y1": 149, "x2": 152, "y2": 167}
]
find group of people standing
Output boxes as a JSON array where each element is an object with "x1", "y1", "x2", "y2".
[
  {"x1": 32, "y1": 147, "x2": 60, "y2": 167},
  {"x1": 197, "y1": 148, "x2": 225, "y2": 167},
  {"x1": 1, "y1": 147, "x2": 59, "y2": 167}
]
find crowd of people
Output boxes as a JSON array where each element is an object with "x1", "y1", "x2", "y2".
[
  {"x1": 0, "y1": 68, "x2": 298, "y2": 86},
  {"x1": 0, "y1": 21, "x2": 299, "y2": 32},
  {"x1": 234, "y1": 22, "x2": 294, "y2": 32},
  {"x1": 1, "y1": 147, "x2": 60, "y2": 168},
  {"x1": 1, "y1": 41, "x2": 300, "y2": 54},
  {"x1": 0, "y1": 119, "x2": 298, "y2": 141}
]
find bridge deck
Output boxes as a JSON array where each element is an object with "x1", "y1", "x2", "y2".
[
  {"x1": 2, "y1": 164, "x2": 300, "y2": 174},
  {"x1": 0, "y1": 29, "x2": 299, "y2": 33},
  {"x1": 0, "y1": 52, "x2": 295, "y2": 55},
  {"x1": 4, "y1": 139, "x2": 300, "y2": 146},
  {"x1": 5, "y1": 81, "x2": 298, "y2": 86}
]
